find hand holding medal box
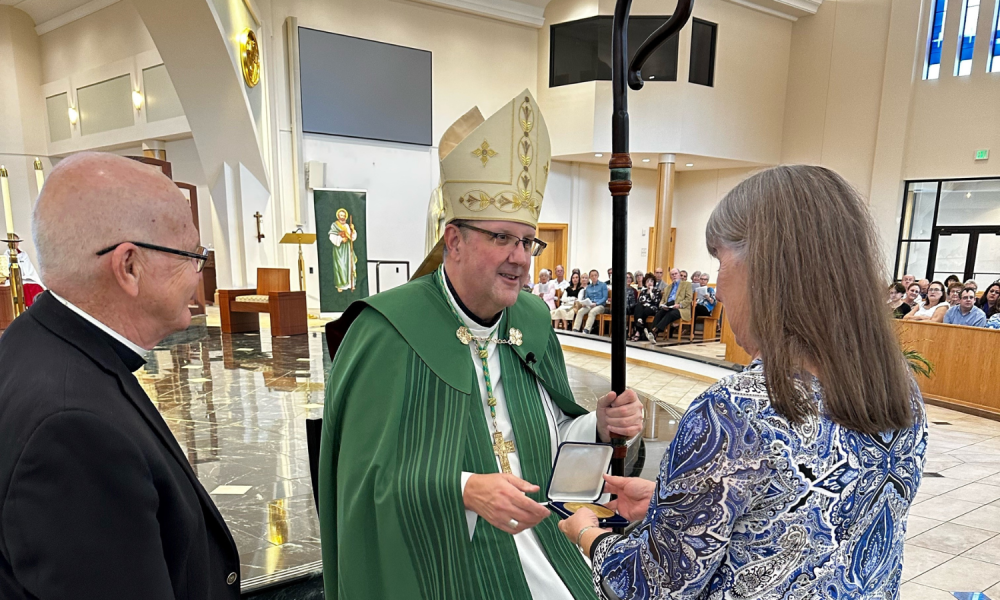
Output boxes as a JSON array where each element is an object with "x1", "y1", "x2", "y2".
[{"x1": 545, "y1": 442, "x2": 629, "y2": 528}]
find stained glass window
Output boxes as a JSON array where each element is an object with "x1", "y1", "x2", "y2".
[
  {"x1": 956, "y1": 0, "x2": 981, "y2": 76},
  {"x1": 925, "y1": 0, "x2": 948, "y2": 80}
]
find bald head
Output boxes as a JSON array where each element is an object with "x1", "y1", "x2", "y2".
[{"x1": 33, "y1": 152, "x2": 195, "y2": 294}]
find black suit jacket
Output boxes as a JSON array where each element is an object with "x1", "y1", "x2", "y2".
[{"x1": 0, "y1": 293, "x2": 241, "y2": 599}]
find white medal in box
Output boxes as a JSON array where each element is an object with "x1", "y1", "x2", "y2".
[{"x1": 546, "y1": 442, "x2": 629, "y2": 528}]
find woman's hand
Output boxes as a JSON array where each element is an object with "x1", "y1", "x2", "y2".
[
  {"x1": 558, "y1": 507, "x2": 600, "y2": 547},
  {"x1": 603, "y1": 474, "x2": 656, "y2": 521}
]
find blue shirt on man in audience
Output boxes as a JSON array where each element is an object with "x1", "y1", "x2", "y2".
[
  {"x1": 583, "y1": 278, "x2": 608, "y2": 306},
  {"x1": 944, "y1": 288, "x2": 987, "y2": 327}
]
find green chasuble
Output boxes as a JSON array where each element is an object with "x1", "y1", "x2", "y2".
[{"x1": 319, "y1": 272, "x2": 598, "y2": 600}]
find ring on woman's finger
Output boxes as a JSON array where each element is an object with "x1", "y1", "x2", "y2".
[{"x1": 508, "y1": 519, "x2": 519, "y2": 529}]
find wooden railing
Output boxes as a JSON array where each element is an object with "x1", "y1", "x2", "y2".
[{"x1": 723, "y1": 316, "x2": 1000, "y2": 418}]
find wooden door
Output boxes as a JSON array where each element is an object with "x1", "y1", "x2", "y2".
[
  {"x1": 534, "y1": 223, "x2": 568, "y2": 282},
  {"x1": 647, "y1": 227, "x2": 676, "y2": 272}
]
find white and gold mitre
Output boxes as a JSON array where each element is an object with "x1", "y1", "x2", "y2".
[{"x1": 414, "y1": 89, "x2": 551, "y2": 279}]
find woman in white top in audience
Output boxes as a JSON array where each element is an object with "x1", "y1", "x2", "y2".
[
  {"x1": 551, "y1": 271, "x2": 583, "y2": 329},
  {"x1": 904, "y1": 280, "x2": 948, "y2": 323}
]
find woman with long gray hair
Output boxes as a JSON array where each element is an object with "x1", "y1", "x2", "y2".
[{"x1": 559, "y1": 165, "x2": 927, "y2": 599}]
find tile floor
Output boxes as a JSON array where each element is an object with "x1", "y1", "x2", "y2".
[{"x1": 566, "y1": 347, "x2": 1000, "y2": 598}]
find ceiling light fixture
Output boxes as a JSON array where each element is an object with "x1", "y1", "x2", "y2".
[
  {"x1": 966, "y1": 192, "x2": 972, "y2": 198},
  {"x1": 648, "y1": 75, "x2": 655, "y2": 80},
  {"x1": 594, "y1": 153, "x2": 604, "y2": 158},
  {"x1": 642, "y1": 158, "x2": 650, "y2": 163},
  {"x1": 686, "y1": 163, "x2": 694, "y2": 167},
  {"x1": 68, "y1": 106, "x2": 78, "y2": 125},
  {"x1": 132, "y1": 90, "x2": 144, "y2": 111}
]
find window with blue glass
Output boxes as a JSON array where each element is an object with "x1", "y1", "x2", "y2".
[
  {"x1": 956, "y1": 0, "x2": 981, "y2": 76},
  {"x1": 990, "y1": 0, "x2": 1000, "y2": 72},
  {"x1": 925, "y1": 0, "x2": 948, "y2": 80}
]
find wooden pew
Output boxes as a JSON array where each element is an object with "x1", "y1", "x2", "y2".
[{"x1": 723, "y1": 316, "x2": 1000, "y2": 420}]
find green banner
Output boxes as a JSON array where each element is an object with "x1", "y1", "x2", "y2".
[{"x1": 314, "y1": 189, "x2": 369, "y2": 312}]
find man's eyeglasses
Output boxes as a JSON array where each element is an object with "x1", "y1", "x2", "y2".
[
  {"x1": 457, "y1": 223, "x2": 547, "y2": 257},
  {"x1": 96, "y1": 242, "x2": 209, "y2": 273}
]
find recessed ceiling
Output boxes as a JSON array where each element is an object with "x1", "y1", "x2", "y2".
[
  {"x1": 1, "y1": 0, "x2": 121, "y2": 34},
  {"x1": 554, "y1": 152, "x2": 766, "y2": 172}
]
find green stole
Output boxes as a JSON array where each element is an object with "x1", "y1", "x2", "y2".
[{"x1": 319, "y1": 272, "x2": 596, "y2": 600}]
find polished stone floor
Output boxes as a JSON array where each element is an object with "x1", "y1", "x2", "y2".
[
  {"x1": 139, "y1": 316, "x2": 1000, "y2": 597},
  {"x1": 137, "y1": 318, "x2": 683, "y2": 592}
]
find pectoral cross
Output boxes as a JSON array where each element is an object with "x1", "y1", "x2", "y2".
[{"x1": 492, "y1": 431, "x2": 517, "y2": 474}]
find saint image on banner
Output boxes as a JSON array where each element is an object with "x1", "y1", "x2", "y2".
[{"x1": 329, "y1": 208, "x2": 357, "y2": 292}]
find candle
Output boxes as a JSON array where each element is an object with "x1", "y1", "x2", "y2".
[
  {"x1": 34, "y1": 158, "x2": 44, "y2": 197},
  {"x1": 0, "y1": 166, "x2": 13, "y2": 236}
]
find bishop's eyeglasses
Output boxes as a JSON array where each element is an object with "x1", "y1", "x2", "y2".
[
  {"x1": 96, "y1": 242, "x2": 209, "y2": 273},
  {"x1": 457, "y1": 223, "x2": 547, "y2": 257}
]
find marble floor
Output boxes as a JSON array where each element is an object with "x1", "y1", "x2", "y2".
[{"x1": 140, "y1": 312, "x2": 1000, "y2": 597}]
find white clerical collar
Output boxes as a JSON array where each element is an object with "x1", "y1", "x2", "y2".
[
  {"x1": 441, "y1": 269, "x2": 502, "y2": 337},
  {"x1": 49, "y1": 291, "x2": 148, "y2": 357}
]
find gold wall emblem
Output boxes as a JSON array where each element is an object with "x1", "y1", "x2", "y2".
[{"x1": 239, "y1": 28, "x2": 261, "y2": 88}]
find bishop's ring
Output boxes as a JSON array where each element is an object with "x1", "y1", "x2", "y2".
[{"x1": 508, "y1": 519, "x2": 519, "y2": 529}]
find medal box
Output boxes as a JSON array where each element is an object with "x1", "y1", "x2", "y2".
[{"x1": 545, "y1": 442, "x2": 629, "y2": 528}]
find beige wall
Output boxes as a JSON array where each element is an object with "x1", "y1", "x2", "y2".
[
  {"x1": 271, "y1": 0, "x2": 541, "y2": 144},
  {"x1": 672, "y1": 167, "x2": 755, "y2": 280},
  {"x1": 38, "y1": 1, "x2": 156, "y2": 84},
  {"x1": 0, "y1": 6, "x2": 48, "y2": 263}
]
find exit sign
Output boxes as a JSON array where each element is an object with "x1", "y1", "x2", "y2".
[{"x1": 976, "y1": 149, "x2": 990, "y2": 160}]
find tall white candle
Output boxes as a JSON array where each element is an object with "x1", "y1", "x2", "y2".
[
  {"x1": 34, "y1": 158, "x2": 44, "y2": 197},
  {"x1": 0, "y1": 166, "x2": 13, "y2": 236}
]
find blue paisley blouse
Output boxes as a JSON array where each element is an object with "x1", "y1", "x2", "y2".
[{"x1": 592, "y1": 360, "x2": 927, "y2": 599}]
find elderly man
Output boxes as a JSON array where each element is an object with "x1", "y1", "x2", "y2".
[
  {"x1": 319, "y1": 91, "x2": 644, "y2": 600},
  {"x1": 653, "y1": 266, "x2": 666, "y2": 291},
  {"x1": 553, "y1": 264, "x2": 570, "y2": 292},
  {"x1": 944, "y1": 287, "x2": 987, "y2": 327},
  {"x1": 901, "y1": 274, "x2": 916, "y2": 290},
  {"x1": 917, "y1": 278, "x2": 930, "y2": 299},
  {"x1": 0, "y1": 153, "x2": 238, "y2": 600}
]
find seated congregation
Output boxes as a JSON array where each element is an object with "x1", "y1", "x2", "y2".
[
  {"x1": 887, "y1": 275, "x2": 1000, "y2": 329},
  {"x1": 533, "y1": 264, "x2": 721, "y2": 344}
]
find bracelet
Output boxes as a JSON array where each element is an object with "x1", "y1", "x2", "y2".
[{"x1": 576, "y1": 525, "x2": 597, "y2": 548}]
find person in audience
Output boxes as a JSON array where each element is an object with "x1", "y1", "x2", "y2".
[
  {"x1": 631, "y1": 273, "x2": 662, "y2": 341},
  {"x1": 626, "y1": 271, "x2": 639, "y2": 291},
  {"x1": 944, "y1": 287, "x2": 987, "y2": 327},
  {"x1": 986, "y1": 312, "x2": 1000, "y2": 330},
  {"x1": 633, "y1": 270, "x2": 644, "y2": 287},
  {"x1": 0, "y1": 153, "x2": 238, "y2": 599},
  {"x1": 679, "y1": 269, "x2": 688, "y2": 282},
  {"x1": 944, "y1": 274, "x2": 961, "y2": 290},
  {"x1": 964, "y1": 279, "x2": 978, "y2": 292},
  {"x1": 532, "y1": 268, "x2": 557, "y2": 310},
  {"x1": 975, "y1": 282, "x2": 1000, "y2": 318},
  {"x1": 605, "y1": 267, "x2": 613, "y2": 286},
  {"x1": 552, "y1": 264, "x2": 570, "y2": 292},
  {"x1": 690, "y1": 271, "x2": 702, "y2": 289},
  {"x1": 551, "y1": 271, "x2": 583, "y2": 329},
  {"x1": 901, "y1": 273, "x2": 916, "y2": 290},
  {"x1": 947, "y1": 282, "x2": 964, "y2": 306},
  {"x1": 653, "y1": 267, "x2": 666, "y2": 291},
  {"x1": 904, "y1": 282, "x2": 923, "y2": 310},
  {"x1": 917, "y1": 278, "x2": 930, "y2": 299},
  {"x1": 646, "y1": 267, "x2": 692, "y2": 342},
  {"x1": 559, "y1": 164, "x2": 926, "y2": 600},
  {"x1": 623, "y1": 272, "x2": 637, "y2": 316},
  {"x1": 904, "y1": 280, "x2": 948, "y2": 322},
  {"x1": 695, "y1": 273, "x2": 716, "y2": 317},
  {"x1": 888, "y1": 282, "x2": 911, "y2": 318},
  {"x1": 2, "y1": 236, "x2": 45, "y2": 306},
  {"x1": 573, "y1": 269, "x2": 608, "y2": 334}
]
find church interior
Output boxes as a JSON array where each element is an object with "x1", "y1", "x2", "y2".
[{"x1": 2, "y1": 0, "x2": 1000, "y2": 597}]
